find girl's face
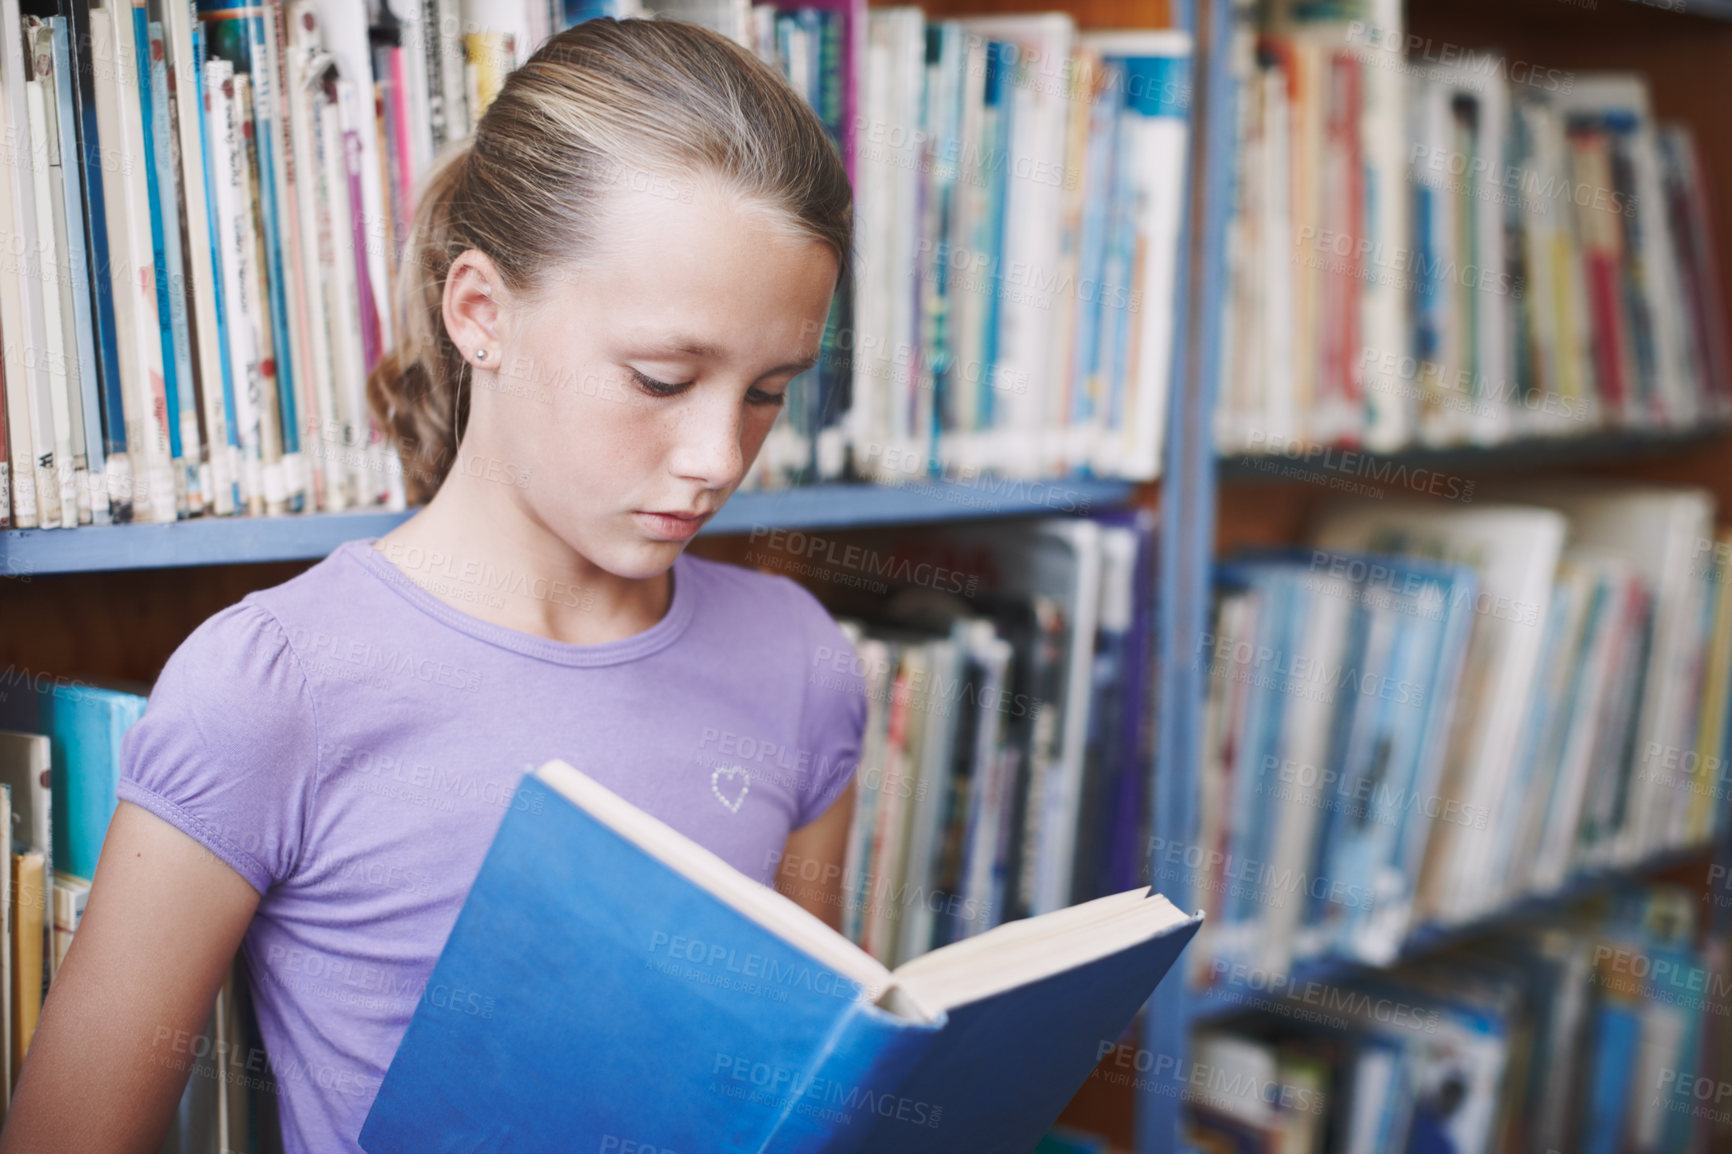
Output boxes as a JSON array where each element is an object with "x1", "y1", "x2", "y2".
[{"x1": 454, "y1": 177, "x2": 839, "y2": 581}]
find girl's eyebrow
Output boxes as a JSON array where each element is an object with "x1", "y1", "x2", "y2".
[{"x1": 639, "y1": 337, "x2": 820, "y2": 377}]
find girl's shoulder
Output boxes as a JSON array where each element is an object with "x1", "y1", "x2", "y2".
[{"x1": 681, "y1": 552, "x2": 857, "y2": 653}]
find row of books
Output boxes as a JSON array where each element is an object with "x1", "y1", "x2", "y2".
[
  {"x1": 0, "y1": 0, "x2": 641, "y2": 530},
  {"x1": 0, "y1": 662, "x2": 281, "y2": 1150},
  {"x1": 0, "y1": 0, "x2": 1201, "y2": 531},
  {"x1": 0, "y1": 678, "x2": 140, "y2": 1116},
  {"x1": 1214, "y1": 0, "x2": 1732, "y2": 455},
  {"x1": 1192, "y1": 480, "x2": 1731, "y2": 977},
  {"x1": 733, "y1": 511, "x2": 1158, "y2": 966},
  {"x1": 1186, "y1": 887, "x2": 1728, "y2": 1154},
  {"x1": 594, "y1": 0, "x2": 1198, "y2": 488}
]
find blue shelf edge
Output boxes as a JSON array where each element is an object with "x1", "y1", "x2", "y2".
[
  {"x1": 0, "y1": 479, "x2": 1138, "y2": 575},
  {"x1": 1182, "y1": 844, "x2": 1715, "y2": 1025}
]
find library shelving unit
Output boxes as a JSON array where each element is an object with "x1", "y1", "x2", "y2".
[
  {"x1": 0, "y1": 17, "x2": 1209, "y2": 1154},
  {"x1": 1148, "y1": 0, "x2": 1732, "y2": 1152}
]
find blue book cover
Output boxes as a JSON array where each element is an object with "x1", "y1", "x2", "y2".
[
  {"x1": 132, "y1": 10, "x2": 186, "y2": 501},
  {"x1": 142, "y1": 18, "x2": 201, "y2": 509},
  {"x1": 0, "y1": 677, "x2": 146, "y2": 882},
  {"x1": 359, "y1": 761, "x2": 1199, "y2": 1154},
  {"x1": 974, "y1": 39, "x2": 1013, "y2": 429}
]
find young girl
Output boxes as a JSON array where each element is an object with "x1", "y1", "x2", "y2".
[{"x1": 0, "y1": 18, "x2": 863, "y2": 1154}]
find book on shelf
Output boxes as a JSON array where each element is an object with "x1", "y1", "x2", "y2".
[
  {"x1": 1213, "y1": 0, "x2": 1732, "y2": 456},
  {"x1": 1185, "y1": 886, "x2": 1721, "y2": 1154},
  {"x1": 2, "y1": 0, "x2": 1192, "y2": 532},
  {"x1": 356, "y1": 758, "x2": 1200, "y2": 1154},
  {"x1": 1191, "y1": 481, "x2": 1732, "y2": 983},
  {"x1": 787, "y1": 508, "x2": 1158, "y2": 969}
]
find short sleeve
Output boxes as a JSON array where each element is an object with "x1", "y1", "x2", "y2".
[
  {"x1": 117, "y1": 600, "x2": 319, "y2": 894},
  {"x1": 794, "y1": 598, "x2": 868, "y2": 828}
]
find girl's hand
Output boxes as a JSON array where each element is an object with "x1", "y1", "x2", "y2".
[
  {"x1": 0, "y1": 801, "x2": 261, "y2": 1154},
  {"x1": 774, "y1": 780, "x2": 855, "y2": 933}
]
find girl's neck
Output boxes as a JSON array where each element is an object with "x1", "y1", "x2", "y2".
[{"x1": 372, "y1": 472, "x2": 675, "y2": 648}]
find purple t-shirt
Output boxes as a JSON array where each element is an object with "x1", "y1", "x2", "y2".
[{"x1": 117, "y1": 539, "x2": 867, "y2": 1154}]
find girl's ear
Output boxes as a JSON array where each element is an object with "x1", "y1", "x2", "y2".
[{"x1": 443, "y1": 249, "x2": 505, "y2": 362}]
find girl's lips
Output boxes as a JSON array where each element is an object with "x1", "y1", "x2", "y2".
[{"x1": 634, "y1": 510, "x2": 709, "y2": 541}]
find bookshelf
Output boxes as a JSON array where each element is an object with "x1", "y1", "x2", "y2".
[
  {"x1": 1158, "y1": 0, "x2": 1732, "y2": 1149},
  {"x1": 0, "y1": 478, "x2": 1138, "y2": 575}
]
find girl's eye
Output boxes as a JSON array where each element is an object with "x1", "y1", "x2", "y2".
[
  {"x1": 747, "y1": 388, "x2": 787, "y2": 408},
  {"x1": 629, "y1": 367, "x2": 689, "y2": 396}
]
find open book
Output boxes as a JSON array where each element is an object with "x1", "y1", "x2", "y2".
[{"x1": 359, "y1": 760, "x2": 1199, "y2": 1154}]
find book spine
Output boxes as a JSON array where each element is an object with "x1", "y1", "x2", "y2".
[
  {"x1": 0, "y1": 0, "x2": 56, "y2": 528},
  {"x1": 233, "y1": 72, "x2": 287, "y2": 513},
  {"x1": 58, "y1": 0, "x2": 131, "y2": 522},
  {"x1": 203, "y1": 57, "x2": 262, "y2": 511},
  {"x1": 756, "y1": 996, "x2": 941, "y2": 1154},
  {"x1": 241, "y1": 0, "x2": 305, "y2": 512},
  {"x1": 286, "y1": 2, "x2": 336, "y2": 509},
  {"x1": 45, "y1": 17, "x2": 105, "y2": 524},
  {"x1": 96, "y1": 4, "x2": 177, "y2": 522},
  {"x1": 144, "y1": 18, "x2": 205, "y2": 516},
  {"x1": 135, "y1": 10, "x2": 195, "y2": 516},
  {"x1": 264, "y1": 0, "x2": 321, "y2": 511},
  {"x1": 24, "y1": 74, "x2": 78, "y2": 528}
]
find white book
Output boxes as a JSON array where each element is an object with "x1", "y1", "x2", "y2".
[
  {"x1": 1079, "y1": 30, "x2": 1192, "y2": 481},
  {"x1": 314, "y1": 0, "x2": 394, "y2": 354},
  {"x1": 894, "y1": 630, "x2": 963, "y2": 965},
  {"x1": 286, "y1": 6, "x2": 346, "y2": 509},
  {"x1": 165, "y1": 0, "x2": 235, "y2": 516},
  {"x1": 202, "y1": 57, "x2": 265, "y2": 511},
  {"x1": 1509, "y1": 480, "x2": 1716, "y2": 863},
  {"x1": 24, "y1": 74, "x2": 76, "y2": 528},
  {"x1": 0, "y1": 0, "x2": 54, "y2": 528},
  {"x1": 32, "y1": 18, "x2": 98, "y2": 526},
  {"x1": 233, "y1": 73, "x2": 289, "y2": 515},
  {"x1": 92, "y1": 4, "x2": 176, "y2": 522},
  {"x1": 959, "y1": 15, "x2": 1076, "y2": 480}
]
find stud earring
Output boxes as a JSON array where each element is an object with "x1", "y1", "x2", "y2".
[{"x1": 475, "y1": 348, "x2": 489, "y2": 362}]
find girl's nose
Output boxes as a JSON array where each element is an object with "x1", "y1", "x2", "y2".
[{"x1": 667, "y1": 389, "x2": 746, "y2": 487}]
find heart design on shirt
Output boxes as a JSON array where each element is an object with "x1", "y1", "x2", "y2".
[{"x1": 711, "y1": 766, "x2": 750, "y2": 814}]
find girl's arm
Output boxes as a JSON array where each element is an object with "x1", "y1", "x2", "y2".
[
  {"x1": 0, "y1": 801, "x2": 260, "y2": 1154},
  {"x1": 774, "y1": 780, "x2": 855, "y2": 932}
]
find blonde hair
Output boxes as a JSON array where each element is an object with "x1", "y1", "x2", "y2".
[{"x1": 368, "y1": 16, "x2": 853, "y2": 503}]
